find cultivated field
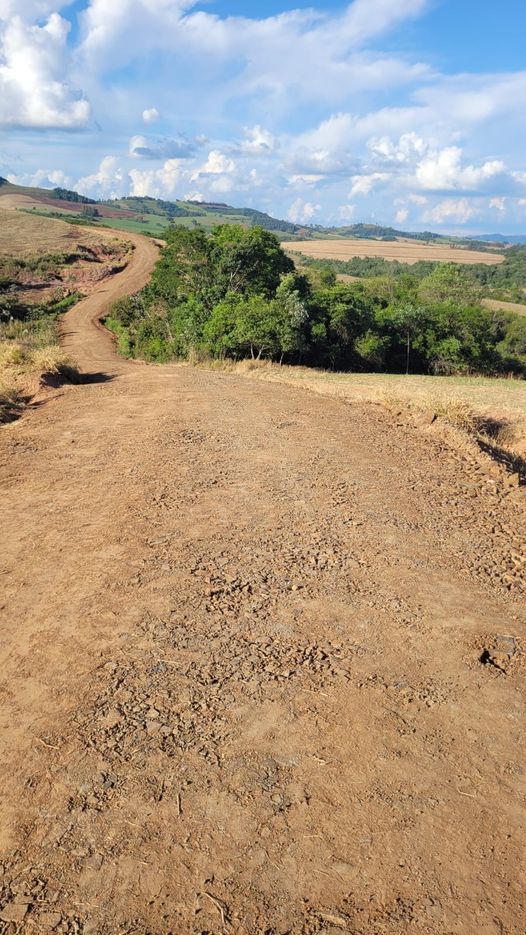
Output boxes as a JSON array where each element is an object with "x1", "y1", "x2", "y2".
[
  {"x1": 283, "y1": 237, "x2": 505, "y2": 266},
  {"x1": 0, "y1": 206, "x2": 102, "y2": 256},
  {"x1": 482, "y1": 297, "x2": 526, "y2": 316}
]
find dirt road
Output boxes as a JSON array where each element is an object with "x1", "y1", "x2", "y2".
[{"x1": 0, "y1": 233, "x2": 525, "y2": 935}]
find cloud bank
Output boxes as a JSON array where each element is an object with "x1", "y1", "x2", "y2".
[{"x1": 2, "y1": 0, "x2": 526, "y2": 231}]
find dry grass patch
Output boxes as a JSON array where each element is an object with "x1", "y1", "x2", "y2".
[
  {"x1": 0, "y1": 341, "x2": 79, "y2": 423},
  {"x1": 481, "y1": 297, "x2": 526, "y2": 317},
  {"x1": 0, "y1": 207, "x2": 94, "y2": 257}
]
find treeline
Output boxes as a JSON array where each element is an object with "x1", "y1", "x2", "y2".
[
  {"x1": 296, "y1": 247, "x2": 526, "y2": 302},
  {"x1": 106, "y1": 225, "x2": 526, "y2": 375},
  {"x1": 51, "y1": 188, "x2": 96, "y2": 204}
]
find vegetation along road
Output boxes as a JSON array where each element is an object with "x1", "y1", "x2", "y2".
[{"x1": 0, "y1": 230, "x2": 525, "y2": 934}]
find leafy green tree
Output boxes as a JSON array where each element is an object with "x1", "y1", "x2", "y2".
[
  {"x1": 273, "y1": 274, "x2": 309, "y2": 361},
  {"x1": 103, "y1": 221, "x2": 526, "y2": 377},
  {"x1": 418, "y1": 263, "x2": 482, "y2": 307},
  {"x1": 234, "y1": 295, "x2": 281, "y2": 359},
  {"x1": 354, "y1": 330, "x2": 388, "y2": 369},
  {"x1": 496, "y1": 316, "x2": 526, "y2": 368},
  {"x1": 210, "y1": 225, "x2": 294, "y2": 298},
  {"x1": 308, "y1": 283, "x2": 372, "y2": 369},
  {"x1": 149, "y1": 227, "x2": 213, "y2": 306},
  {"x1": 202, "y1": 294, "x2": 242, "y2": 357}
]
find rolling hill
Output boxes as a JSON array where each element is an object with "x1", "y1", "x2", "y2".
[
  {"x1": 0, "y1": 179, "x2": 302, "y2": 239},
  {"x1": 0, "y1": 177, "x2": 524, "y2": 248}
]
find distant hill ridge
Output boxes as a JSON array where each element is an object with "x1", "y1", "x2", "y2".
[
  {"x1": 0, "y1": 178, "x2": 525, "y2": 245},
  {"x1": 469, "y1": 233, "x2": 526, "y2": 245}
]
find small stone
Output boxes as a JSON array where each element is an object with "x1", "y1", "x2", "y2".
[
  {"x1": 0, "y1": 902, "x2": 31, "y2": 923},
  {"x1": 85, "y1": 852, "x2": 103, "y2": 871},
  {"x1": 421, "y1": 410, "x2": 437, "y2": 426},
  {"x1": 100, "y1": 707, "x2": 122, "y2": 729},
  {"x1": 39, "y1": 911, "x2": 62, "y2": 929}
]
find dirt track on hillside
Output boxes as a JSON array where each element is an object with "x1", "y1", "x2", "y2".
[{"x1": 0, "y1": 232, "x2": 525, "y2": 935}]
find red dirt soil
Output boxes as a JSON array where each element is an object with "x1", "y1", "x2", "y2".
[
  {"x1": 35, "y1": 197, "x2": 136, "y2": 218},
  {"x1": 0, "y1": 232, "x2": 525, "y2": 935}
]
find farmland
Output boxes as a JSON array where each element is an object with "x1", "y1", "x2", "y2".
[
  {"x1": 282, "y1": 237, "x2": 505, "y2": 265},
  {"x1": 0, "y1": 180, "x2": 301, "y2": 239},
  {"x1": 0, "y1": 206, "x2": 121, "y2": 257}
]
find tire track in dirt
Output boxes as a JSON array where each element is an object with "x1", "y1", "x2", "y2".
[{"x1": 0, "y1": 232, "x2": 525, "y2": 934}]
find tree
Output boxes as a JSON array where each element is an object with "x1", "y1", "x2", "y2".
[
  {"x1": 418, "y1": 263, "x2": 482, "y2": 307},
  {"x1": 496, "y1": 316, "x2": 526, "y2": 369},
  {"x1": 390, "y1": 303, "x2": 427, "y2": 375},
  {"x1": 273, "y1": 274, "x2": 309, "y2": 361},
  {"x1": 210, "y1": 225, "x2": 294, "y2": 298},
  {"x1": 309, "y1": 283, "x2": 372, "y2": 369},
  {"x1": 354, "y1": 331, "x2": 388, "y2": 370},
  {"x1": 150, "y1": 227, "x2": 213, "y2": 306}
]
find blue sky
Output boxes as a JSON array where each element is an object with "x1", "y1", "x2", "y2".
[{"x1": 1, "y1": 0, "x2": 526, "y2": 232}]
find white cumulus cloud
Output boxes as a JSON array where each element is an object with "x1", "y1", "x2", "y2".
[
  {"x1": 489, "y1": 197, "x2": 506, "y2": 212},
  {"x1": 76, "y1": 155, "x2": 125, "y2": 199},
  {"x1": 287, "y1": 198, "x2": 320, "y2": 224},
  {"x1": 424, "y1": 198, "x2": 476, "y2": 225},
  {"x1": 130, "y1": 158, "x2": 183, "y2": 197},
  {"x1": 349, "y1": 172, "x2": 389, "y2": 197},
  {"x1": 142, "y1": 106, "x2": 160, "y2": 124},
  {"x1": 191, "y1": 150, "x2": 236, "y2": 183},
  {"x1": 338, "y1": 203, "x2": 356, "y2": 221},
  {"x1": 416, "y1": 146, "x2": 505, "y2": 192},
  {"x1": 0, "y1": 13, "x2": 90, "y2": 128},
  {"x1": 239, "y1": 125, "x2": 276, "y2": 156}
]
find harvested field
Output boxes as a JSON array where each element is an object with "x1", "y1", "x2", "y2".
[
  {"x1": 0, "y1": 206, "x2": 103, "y2": 256},
  {"x1": 482, "y1": 297, "x2": 526, "y2": 316},
  {"x1": 0, "y1": 190, "x2": 134, "y2": 219},
  {"x1": 283, "y1": 237, "x2": 505, "y2": 266}
]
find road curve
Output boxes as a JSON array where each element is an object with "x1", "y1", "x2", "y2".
[{"x1": 61, "y1": 230, "x2": 160, "y2": 373}]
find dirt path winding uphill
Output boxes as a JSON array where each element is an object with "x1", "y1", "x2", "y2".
[
  {"x1": 60, "y1": 230, "x2": 160, "y2": 373},
  {"x1": 0, "y1": 232, "x2": 525, "y2": 935}
]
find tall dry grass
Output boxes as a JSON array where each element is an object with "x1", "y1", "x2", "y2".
[{"x1": 0, "y1": 341, "x2": 79, "y2": 422}]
